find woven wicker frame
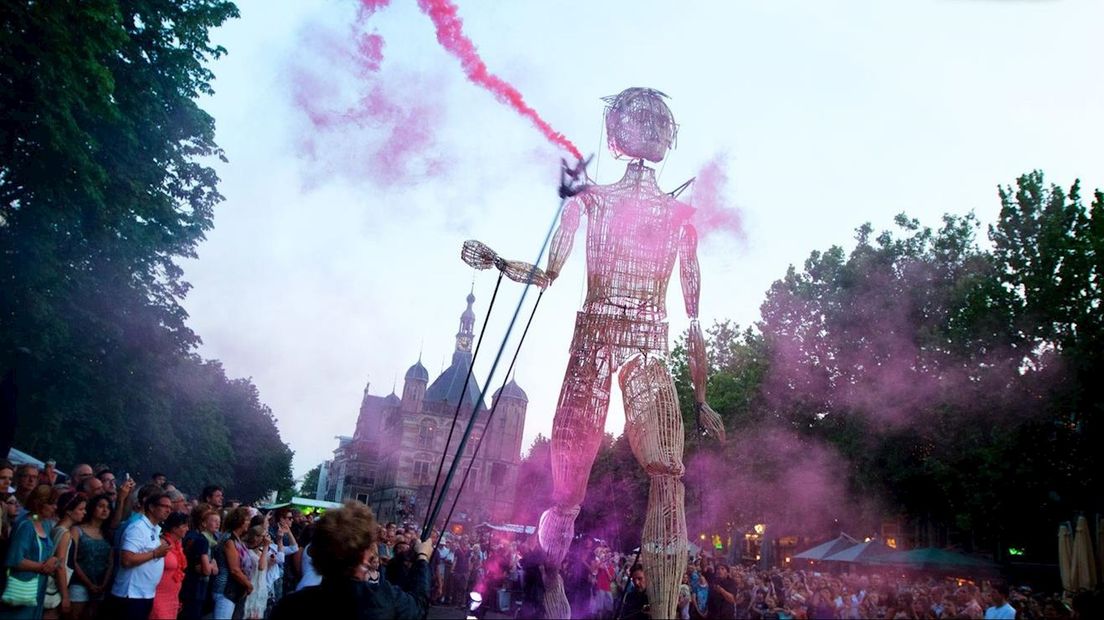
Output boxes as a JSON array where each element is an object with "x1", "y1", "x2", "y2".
[{"x1": 536, "y1": 90, "x2": 713, "y2": 616}]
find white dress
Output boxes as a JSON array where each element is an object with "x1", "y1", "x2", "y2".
[{"x1": 242, "y1": 548, "x2": 269, "y2": 619}]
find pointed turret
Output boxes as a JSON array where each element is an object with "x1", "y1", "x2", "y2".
[{"x1": 402, "y1": 356, "x2": 428, "y2": 411}]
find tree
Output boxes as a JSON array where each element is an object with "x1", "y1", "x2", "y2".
[
  {"x1": 297, "y1": 465, "x2": 322, "y2": 500},
  {"x1": 0, "y1": 1, "x2": 292, "y2": 500},
  {"x1": 513, "y1": 434, "x2": 552, "y2": 525}
]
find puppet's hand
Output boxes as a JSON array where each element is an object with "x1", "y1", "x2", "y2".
[{"x1": 696, "y1": 402, "x2": 726, "y2": 442}]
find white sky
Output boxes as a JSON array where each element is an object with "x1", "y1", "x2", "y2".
[{"x1": 182, "y1": 0, "x2": 1104, "y2": 479}]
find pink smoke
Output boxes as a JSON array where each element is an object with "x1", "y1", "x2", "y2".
[
  {"x1": 287, "y1": 6, "x2": 446, "y2": 188},
  {"x1": 690, "y1": 154, "x2": 747, "y2": 243},
  {"x1": 760, "y1": 254, "x2": 1053, "y2": 431},
  {"x1": 415, "y1": 0, "x2": 583, "y2": 161},
  {"x1": 684, "y1": 428, "x2": 881, "y2": 539}
]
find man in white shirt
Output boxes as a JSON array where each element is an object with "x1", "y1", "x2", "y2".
[
  {"x1": 984, "y1": 583, "x2": 1017, "y2": 620},
  {"x1": 109, "y1": 490, "x2": 173, "y2": 620}
]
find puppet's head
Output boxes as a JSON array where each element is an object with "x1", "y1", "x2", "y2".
[{"x1": 602, "y1": 87, "x2": 677, "y2": 162}]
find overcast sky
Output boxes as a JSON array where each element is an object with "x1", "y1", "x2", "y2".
[{"x1": 182, "y1": 0, "x2": 1104, "y2": 479}]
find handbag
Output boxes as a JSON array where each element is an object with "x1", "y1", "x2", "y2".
[
  {"x1": 223, "y1": 576, "x2": 248, "y2": 604},
  {"x1": 221, "y1": 537, "x2": 248, "y2": 604},
  {"x1": 1, "y1": 570, "x2": 40, "y2": 607},
  {"x1": 1, "y1": 526, "x2": 44, "y2": 607},
  {"x1": 43, "y1": 566, "x2": 72, "y2": 609},
  {"x1": 44, "y1": 526, "x2": 75, "y2": 609}
]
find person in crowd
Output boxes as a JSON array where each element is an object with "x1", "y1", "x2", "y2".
[
  {"x1": 240, "y1": 526, "x2": 270, "y2": 620},
  {"x1": 518, "y1": 535, "x2": 545, "y2": 619},
  {"x1": 66, "y1": 468, "x2": 92, "y2": 494},
  {"x1": 150, "y1": 511, "x2": 187, "y2": 620},
  {"x1": 93, "y1": 472, "x2": 115, "y2": 508},
  {"x1": 73, "y1": 479, "x2": 100, "y2": 502},
  {"x1": 385, "y1": 537, "x2": 414, "y2": 593},
  {"x1": 467, "y1": 542, "x2": 484, "y2": 598},
  {"x1": 149, "y1": 475, "x2": 166, "y2": 490},
  {"x1": 677, "y1": 583, "x2": 693, "y2": 620},
  {"x1": 1, "y1": 484, "x2": 59, "y2": 620},
  {"x1": 36, "y1": 464, "x2": 56, "y2": 490},
  {"x1": 108, "y1": 490, "x2": 172, "y2": 620},
  {"x1": 689, "y1": 573, "x2": 709, "y2": 620},
  {"x1": 433, "y1": 536, "x2": 454, "y2": 605},
  {"x1": 213, "y1": 506, "x2": 252, "y2": 619},
  {"x1": 0, "y1": 461, "x2": 15, "y2": 594},
  {"x1": 378, "y1": 523, "x2": 396, "y2": 568},
  {"x1": 106, "y1": 478, "x2": 137, "y2": 536},
  {"x1": 592, "y1": 547, "x2": 615, "y2": 619},
  {"x1": 1, "y1": 463, "x2": 14, "y2": 496},
  {"x1": 264, "y1": 512, "x2": 294, "y2": 615},
  {"x1": 180, "y1": 505, "x2": 219, "y2": 620},
  {"x1": 68, "y1": 495, "x2": 112, "y2": 620},
  {"x1": 200, "y1": 487, "x2": 224, "y2": 513},
  {"x1": 43, "y1": 491, "x2": 84, "y2": 620},
  {"x1": 166, "y1": 490, "x2": 187, "y2": 515},
  {"x1": 622, "y1": 566, "x2": 650, "y2": 620},
  {"x1": 450, "y1": 537, "x2": 470, "y2": 610},
  {"x1": 270, "y1": 501, "x2": 433, "y2": 620},
  {"x1": 292, "y1": 524, "x2": 320, "y2": 592},
  {"x1": 13, "y1": 465, "x2": 39, "y2": 509},
  {"x1": 984, "y1": 583, "x2": 1016, "y2": 620},
  {"x1": 708, "y1": 564, "x2": 738, "y2": 620}
]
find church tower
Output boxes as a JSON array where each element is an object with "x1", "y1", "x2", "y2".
[
  {"x1": 424, "y1": 290, "x2": 485, "y2": 411},
  {"x1": 454, "y1": 290, "x2": 476, "y2": 364}
]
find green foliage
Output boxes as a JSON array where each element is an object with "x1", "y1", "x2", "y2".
[
  {"x1": 296, "y1": 465, "x2": 322, "y2": 501},
  {"x1": 0, "y1": 0, "x2": 291, "y2": 501}
]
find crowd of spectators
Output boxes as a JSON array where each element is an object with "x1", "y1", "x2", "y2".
[
  {"x1": 4, "y1": 457, "x2": 1100, "y2": 620},
  {"x1": 533, "y1": 539, "x2": 1103, "y2": 620},
  {"x1": 0, "y1": 459, "x2": 435, "y2": 620}
]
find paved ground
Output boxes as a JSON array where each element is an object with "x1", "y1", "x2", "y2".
[{"x1": 426, "y1": 604, "x2": 512, "y2": 619}]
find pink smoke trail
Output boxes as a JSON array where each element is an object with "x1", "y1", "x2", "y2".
[{"x1": 415, "y1": 0, "x2": 583, "y2": 161}]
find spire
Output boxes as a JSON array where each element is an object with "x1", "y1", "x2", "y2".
[{"x1": 454, "y1": 290, "x2": 476, "y2": 357}]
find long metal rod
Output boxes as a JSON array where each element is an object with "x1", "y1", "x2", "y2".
[
  {"x1": 423, "y1": 273, "x2": 504, "y2": 533},
  {"x1": 421, "y1": 195, "x2": 568, "y2": 541},
  {"x1": 433, "y1": 290, "x2": 544, "y2": 553}
]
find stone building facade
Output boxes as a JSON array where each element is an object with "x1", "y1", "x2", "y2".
[{"x1": 318, "y1": 290, "x2": 527, "y2": 527}]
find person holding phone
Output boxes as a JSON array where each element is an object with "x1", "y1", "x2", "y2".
[{"x1": 107, "y1": 491, "x2": 172, "y2": 620}]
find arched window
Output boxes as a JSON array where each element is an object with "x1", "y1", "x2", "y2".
[{"x1": 418, "y1": 420, "x2": 435, "y2": 449}]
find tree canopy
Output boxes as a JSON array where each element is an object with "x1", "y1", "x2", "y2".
[{"x1": 1, "y1": 0, "x2": 292, "y2": 500}]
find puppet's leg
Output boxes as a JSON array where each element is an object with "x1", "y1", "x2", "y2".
[
  {"x1": 619, "y1": 353, "x2": 686, "y2": 620},
  {"x1": 539, "y1": 341, "x2": 612, "y2": 619}
]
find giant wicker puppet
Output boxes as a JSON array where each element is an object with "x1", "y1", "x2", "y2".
[
  {"x1": 460, "y1": 87, "x2": 724, "y2": 619},
  {"x1": 534, "y1": 87, "x2": 726, "y2": 619}
]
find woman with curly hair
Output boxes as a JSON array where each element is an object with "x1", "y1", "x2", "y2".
[
  {"x1": 271, "y1": 502, "x2": 431, "y2": 620},
  {"x1": 1, "y1": 485, "x2": 58, "y2": 620}
]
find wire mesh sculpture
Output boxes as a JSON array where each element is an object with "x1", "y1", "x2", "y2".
[{"x1": 536, "y1": 87, "x2": 725, "y2": 620}]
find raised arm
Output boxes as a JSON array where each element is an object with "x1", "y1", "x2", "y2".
[
  {"x1": 545, "y1": 196, "x2": 583, "y2": 284},
  {"x1": 679, "y1": 222, "x2": 725, "y2": 441}
]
